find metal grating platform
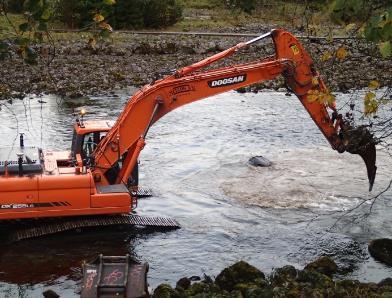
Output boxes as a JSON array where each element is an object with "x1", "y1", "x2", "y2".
[{"x1": 131, "y1": 187, "x2": 153, "y2": 198}]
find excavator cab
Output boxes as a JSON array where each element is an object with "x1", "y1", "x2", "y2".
[
  {"x1": 70, "y1": 119, "x2": 114, "y2": 159},
  {"x1": 70, "y1": 119, "x2": 138, "y2": 187}
]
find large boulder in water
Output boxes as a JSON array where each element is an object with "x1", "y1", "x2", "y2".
[
  {"x1": 248, "y1": 156, "x2": 272, "y2": 167},
  {"x1": 304, "y1": 256, "x2": 338, "y2": 277},
  {"x1": 215, "y1": 261, "x2": 265, "y2": 292},
  {"x1": 369, "y1": 238, "x2": 392, "y2": 266}
]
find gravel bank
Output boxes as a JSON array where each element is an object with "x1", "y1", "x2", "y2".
[{"x1": 0, "y1": 31, "x2": 390, "y2": 98}]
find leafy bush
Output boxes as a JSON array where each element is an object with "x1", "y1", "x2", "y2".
[
  {"x1": 224, "y1": 0, "x2": 255, "y2": 14},
  {"x1": 143, "y1": 0, "x2": 183, "y2": 28},
  {"x1": 54, "y1": 0, "x2": 183, "y2": 29},
  {"x1": 113, "y1": 0, "x2": 145, "y2": 29},
  {"x1": 4, "y1": 0, "x2": 25, "y2": 13},
  {"x1": 54, "y1": 0, "x2": 82, "y2": 28}
]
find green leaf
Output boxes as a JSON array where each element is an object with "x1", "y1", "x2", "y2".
[
  {"x1": 379, "y1": 41, "x2": 391, "y2": 58},
  {"x1": 345, "y1": 23, "x2": 357, "y2": 32},
  {"x1": 37, "y1": 21, "x2": 48, "y2": 31},
  {"x1": 41, "y1": 8, "x2": 51, "y2": 21},
  {"x1": 103, "y1": 0, "x2": 116, "y2": 5},
  {"x1": 19, "y1": 22, "x2": 30, "y2": 32},
  {"x1": 34, "y1": 32, "x2": 43, "y2": 42},
  {"x1": 15, "y1": 37, "x2": 30, "y2": 46},
  {"x1": 380, "y1": 22, "x2": 392, "y2": 41},
  {"x1": 0, "y1": 41, "x2": 10, "y2": 50},
  {"x1": 99, "y1": 29, "x2": 111, "y2": 39},
  {"x1": 364, "y1": 91, "x2": 378, "y2": 116},
  {"x1": 0, "y1": 42, "x2": 11, "y2": 61}
]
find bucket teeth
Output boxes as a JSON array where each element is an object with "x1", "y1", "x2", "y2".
[{"x1": 7, "y1": 215, "x2": 180, "y2": 242}]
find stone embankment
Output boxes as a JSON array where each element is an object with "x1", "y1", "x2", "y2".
[{"x1": 152, "y1": 258, "x2": 392, "y2": 297}]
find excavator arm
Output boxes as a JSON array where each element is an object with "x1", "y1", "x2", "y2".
[{"x1": 92, "y1": 29, "x2": 377, "y2": 190}]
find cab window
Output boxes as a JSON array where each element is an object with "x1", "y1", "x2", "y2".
[{"x1": 81, "y1": 131, "x2": 107, "y2": 159}]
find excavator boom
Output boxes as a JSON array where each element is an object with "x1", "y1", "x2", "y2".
[{"x1": 92, "y1": 29, "x2": 377, "y2": 190}]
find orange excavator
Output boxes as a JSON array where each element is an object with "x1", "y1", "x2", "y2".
[{"x1": 0, "y1": 29, "x2": 377, "y2": 240}]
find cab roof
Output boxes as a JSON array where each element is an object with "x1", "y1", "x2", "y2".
[{"x1": 74, "y1": 120, "x2": 115, "y2": 135}]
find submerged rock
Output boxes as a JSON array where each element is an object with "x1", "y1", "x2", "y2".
[
  {"x1": 304, "y1": 256, "x2": 338, "y2": 277},
  {"x1": 42, "y1": 290, "x2": 59, "y2": 298},
  {"x1": 248, "y1": 156, "x2": 272, "y2": 167},
  {"x1": 369, "y1": 238, "x2": 392, "y2": 266},
  {"x1": 215, "y1": 261, "x2": 265, "y2": 291}
]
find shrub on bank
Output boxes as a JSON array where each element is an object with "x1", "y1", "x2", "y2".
[{"x1": 54, "y1": 0, "x2": 183, "y2": 29}]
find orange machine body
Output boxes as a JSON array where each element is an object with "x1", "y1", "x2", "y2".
[
  {"x1": 0, "y1": 29, "x2": 357, "y2": 221},
  {"x1": 0, "y1": 121, "x2": 131, "y2": 220}
]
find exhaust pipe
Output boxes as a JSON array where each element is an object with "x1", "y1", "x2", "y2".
[{"x1": 17, "y1": 153, "x2": 24, "y2": 177}]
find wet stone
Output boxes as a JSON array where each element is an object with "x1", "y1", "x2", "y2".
[
  {"x1": 42, "y1": 290, "x2": 60, "y2": 298},
  {"x1": 379, "y1": 278, "x2": 392, "y2": 288},
  {"x1": 271, "y1": 265, "x2": 299, "y2": 285},
  {"x1": 304, "y1": 256, "x2": 338, "y2": 277},
  {"x1": 189, "y1": 276, "x2": 201, "y2": 281},
  {"x1": 215, "y1": 260, "x2": 265, "y2": 292},
  {"x1": 297, "y1": 268, "x2": 333, "y2": 288},
  {"x1": 175, "y1": 277, "x2": 191, "y2": 290},
  {"x1": 153, "y1": 260, "x2": 392, "y2": 297},
  {"x1": 369, "y1": 238, "x2": 392, "y2": 266},
  {"x1": 248, "y1": 156, "x2": 272, "y2": 167},
  {"x1": 152, "y1": 283, "x2": 179, "y2": 298}
]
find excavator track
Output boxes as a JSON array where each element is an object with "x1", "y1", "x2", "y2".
[{"x1": 4, "y1": 214, "x2": 180, "y2": 242}]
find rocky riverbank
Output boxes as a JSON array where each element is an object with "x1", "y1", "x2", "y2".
[
  {"x1": 0, "y1": 30, "x2": 391, "y2": 99},
  {"x1": 152, "y1": 258, "x2": 392, "y2": 297}
]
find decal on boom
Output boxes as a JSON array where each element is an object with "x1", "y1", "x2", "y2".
[{"x1": 208, "y1": 75, "x2": 247, "y2": 88}]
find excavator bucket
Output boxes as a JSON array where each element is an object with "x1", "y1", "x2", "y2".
[
  {"x1": 359, "y1": 143, "x2": 377, "y2": 191},
  {"x1": 342, "y1": 125, "x2": 378, "y2": 191}
]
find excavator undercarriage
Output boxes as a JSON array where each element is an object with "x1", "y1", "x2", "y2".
[
  {"x1": 0, "y1": 29, "x2": 378, "y2": 241},
  {"x1": 2, "y1": 214, "x2": 180, "y2": 242}
]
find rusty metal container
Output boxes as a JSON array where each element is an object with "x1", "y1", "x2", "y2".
[{"x1": 81, "y1": 254, "x2": 149, "y2": 298}]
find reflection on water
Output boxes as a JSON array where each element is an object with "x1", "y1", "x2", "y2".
[{"x1": 0, "y1": 90, "x2": 391, "y2": 297}]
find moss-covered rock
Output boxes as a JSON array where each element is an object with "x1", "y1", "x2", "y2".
[
  {"x1": 215, "y1": 261, "x2": 265, "y2": 292},
  {"x1": 297, "y1": 269, "x2": 333, "y2": 289},
  {"x1": 153, "y1": 283, "x2": 180, "y2": 298},
  {"x1": 176, "y1": 277, "x2": 191, "y2": 290},
  {"x1": 185, "y1": 281, "x2": 222, "y2": 296},
  {"x1": 153, "y1": 260, "x2": 392, "y2": 298},
  {"x1": 379, "y1": 278, "x2": 392, "y2": 289},
  {"x1": 270, "y1": 265, "x2": 299, "y2": 285},
  {"x1": 304, "y1": 256, "x2": 338, "y2": 277},
  {"x1": 244, "y1": 286, "x2": 273, "y2": 298}
]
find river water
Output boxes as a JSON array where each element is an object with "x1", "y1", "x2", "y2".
[{"x1": 0, "y1": 89, "x2": 391, "y2": 297}]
